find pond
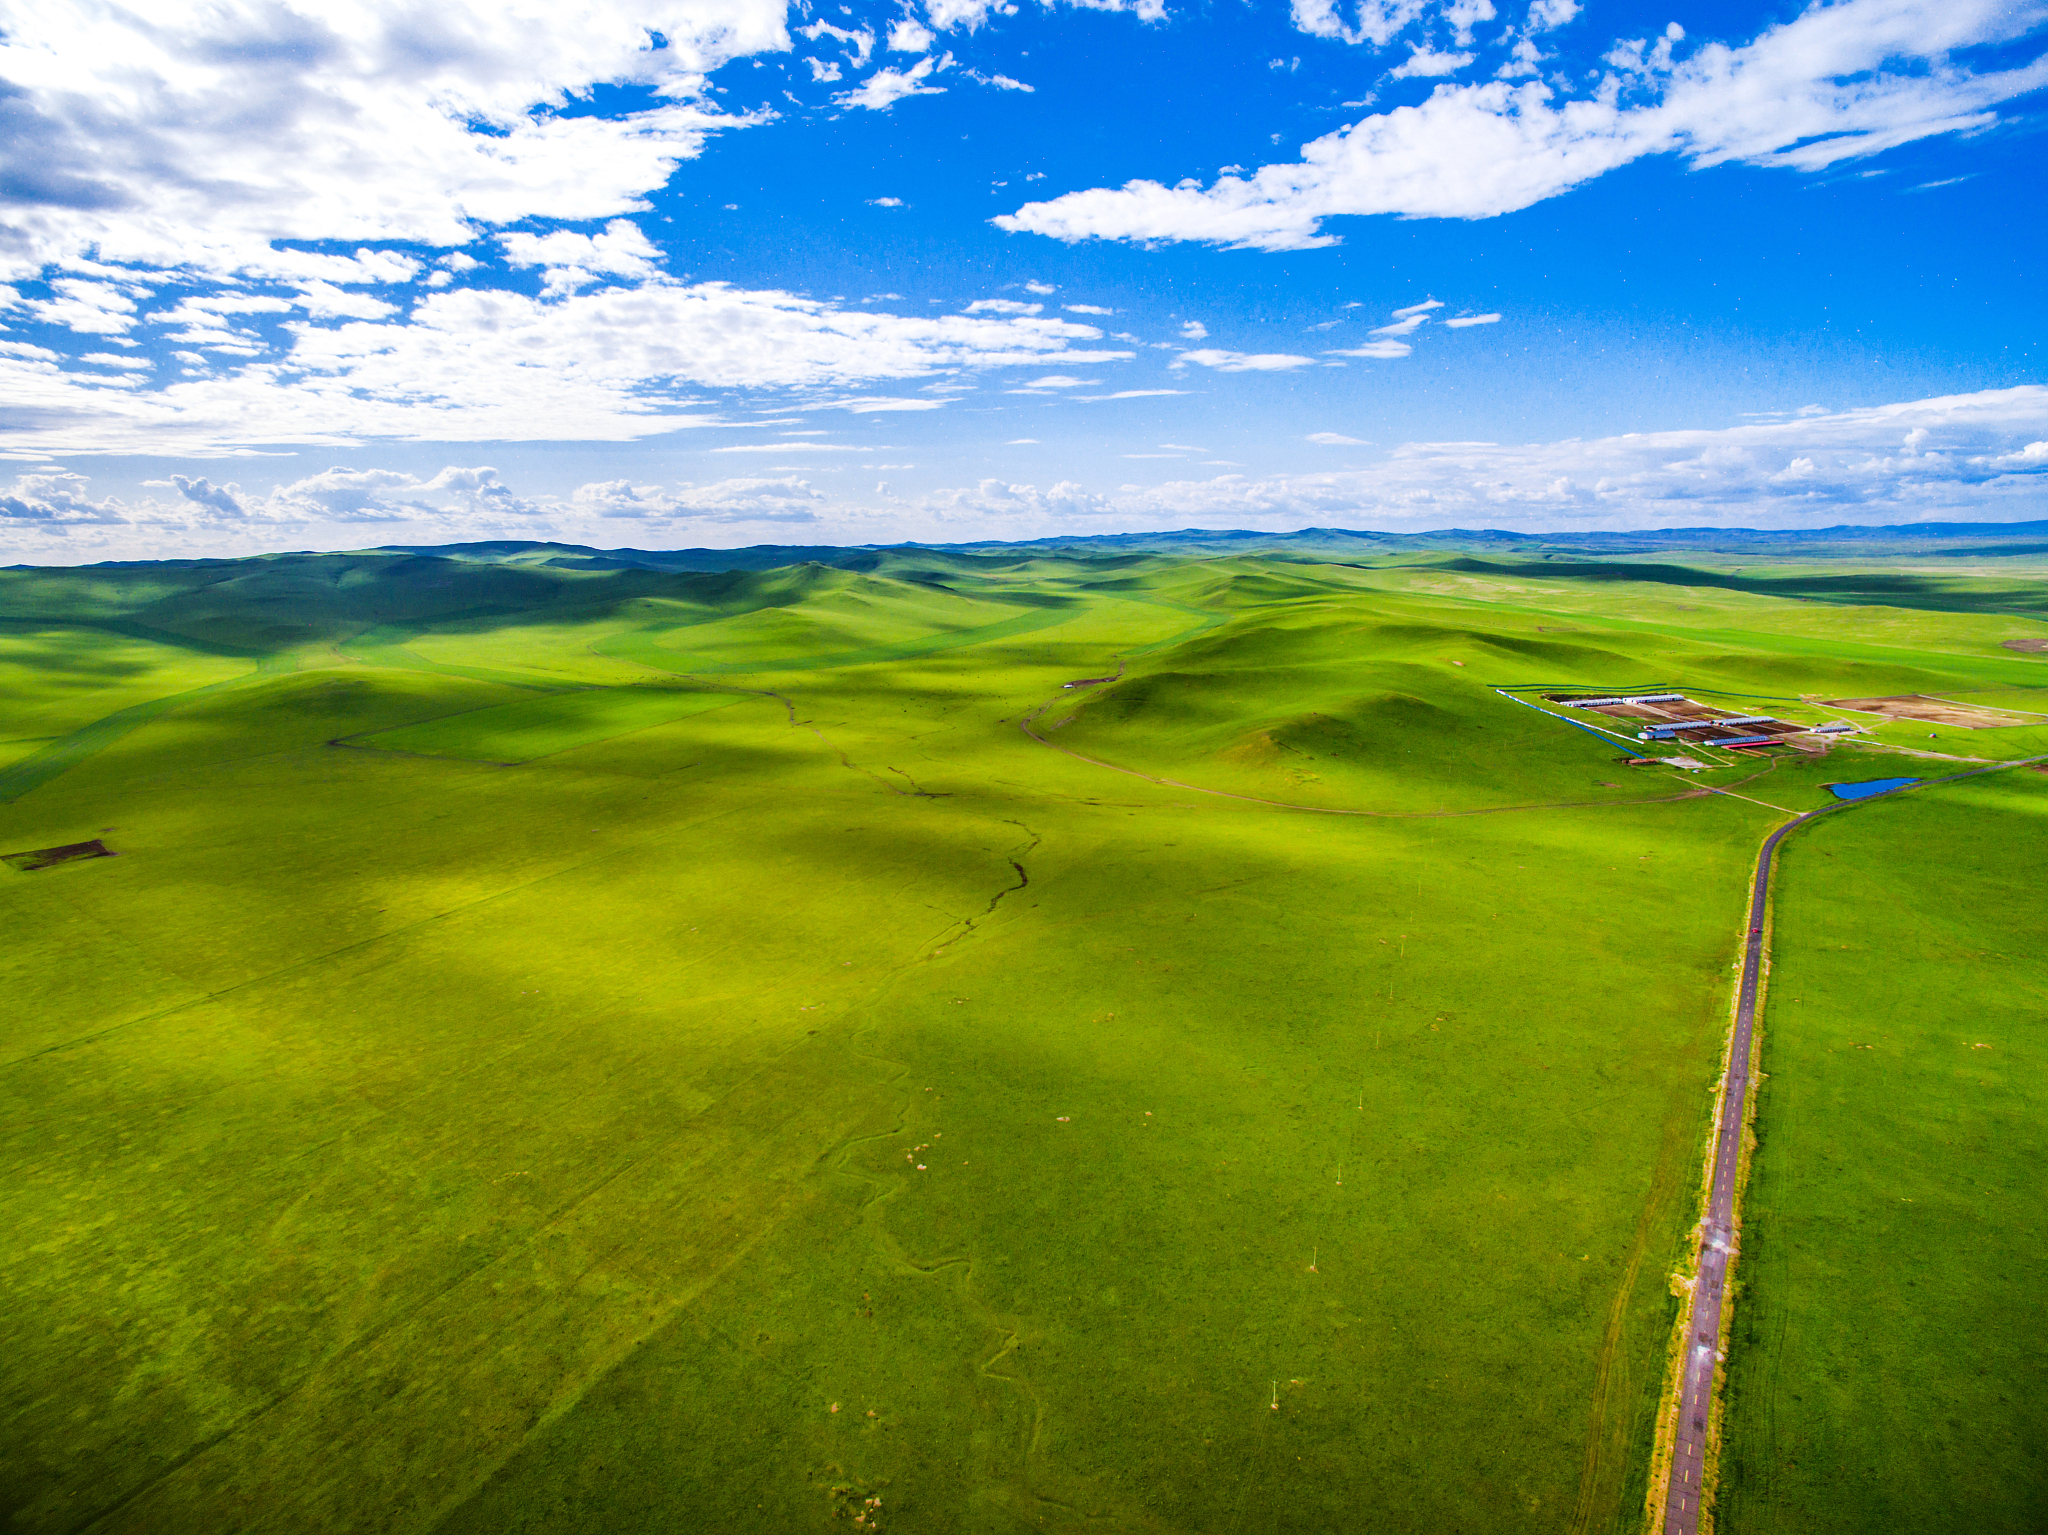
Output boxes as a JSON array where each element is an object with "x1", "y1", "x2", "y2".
[{"x1": 1827, "y1": 776, "x2": 1921, "y2": 801}]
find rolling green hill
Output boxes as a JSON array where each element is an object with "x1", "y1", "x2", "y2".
[{"x1": 1, "y1": 542, "x2": 2042, "y2": 1534}]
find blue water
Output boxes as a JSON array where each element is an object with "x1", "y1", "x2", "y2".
[{"x1": 1828, "y1": 777, "x2": 1920, "y2": 801}]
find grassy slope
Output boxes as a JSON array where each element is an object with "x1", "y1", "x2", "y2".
[
  {"x1": 0, "y1": 550, "x2": 2040, "y2": 1534},
  {"x1": 1722, "y1": 771, "x2": 2048, "y2": 1534}
]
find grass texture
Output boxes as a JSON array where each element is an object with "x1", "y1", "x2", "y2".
[{"x1": 0, "y1": 547, "x2": 2041, "y2": 1534}]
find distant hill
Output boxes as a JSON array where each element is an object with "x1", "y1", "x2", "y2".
[
  {"x1": 9, "y1": 519, "x2": 2048, "y2": 582},
  {"x1": 351, "y1": 518, "x2": 2048, "y2": 574}
]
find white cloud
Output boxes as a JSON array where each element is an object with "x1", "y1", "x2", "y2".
[
  {"x1": 965, "y1": 298, "x2": 1044, "y2": 314},
  {"x1": 924, "y1": 0, "x2": 1165, "y2": 28},
  {"x1": 1445, "y1": 0, "x2": 1496, "y2": 45},
  {"x1": 980, "y1": 72, "x2": 1035, "y2": 91},
  {"x1": 0, "y1": 0, "x2": 789, "y2": 279},
  {"x1": 574, "y1": 476, "x2": 824, "y2": 520},
  {"x1": 1370, "y1": 313, "x2": 1431, "y2": 337},
  {"x1": 1064, "y1": 303, "x2": 1115, "y2": 315},
  {"x1": 1176, "y1": 349, "x2": 1316, "y2": 372},
  {"x1": 26, "y1": 279, "x2": 141, "y2": 335},
  {"x1": 889, "y1": 18, "x2": 937, "y2": 51},
  {"x1": 1307, "y1": 431, "x2": 1370, "y2": 444},
  {"x1": 1, "y1": 470, "x2": 136, "y2": 526},
  {"x1": 1103, "y1": 386, "x2": 2048, "y2": 525},
  {"x1": 925, "y1": 0, "x2": 1010, "y2": 29},
  {"x1": 821, "y1": 395, "x2": 955, "y2": 412},
  {"x1": 836, "y1": 55, "x2": 949, "y2": 110},
  {"x1": 869, "y1": 196, "x2": 907, "y2": 207},
  {"x1": 1392, "y1": 48, "x2": 1476, "y2": 77},
  {"x1": 1288, "y1": 0, "x2": 1428, "y2": 47},
  {"x1": 1496, "y1": 37, "x2": 1546, "y2": 78},
  {"x1": 999, "y1": 0, "x2": 2048, "y2": 250},
  {"x1": 711, "y1": 442, "x2": 869, "y2": 453},
  {"x1": 1391, "y1": 298, "x2": 1443, "y2": 318},
  {"x1": 1179, "y1": 320, "x2": 1208, "y2": 339},
  {"x1": 291, "y1": 281, "x2": 400, "y2": 320},
  {"x1": 19, "y1": 387, "x2": 2043, "y2": 561},
  {"x1": 922, "y1": 476, "x2": 1113, "y2": 520},
  {"x1": 1022, "y1": 374, "x2": 1097, "y2": 386},
  {"x1": 1527, "y1": 0, "x2": 1579, "y2": 32},
  {"x1": 1079, "y1": 388, "x2": 1191, "y2": 399},
  {"x1": 165, "y1": 474, "x2": 249, "y2": 515},
  {"x1": 802, "y1": 20, "x2": 876, "y2": 63},
  {"x1": 1443, "y1": 312, "x2": 1502, "y2": 326},
  {"x1": 1025, "y1": 281, "x2": 1057, "y2": 294},
  {"x1": 0, "y1": 284, "x2": 1133, "y2": 453},
  {"x1": 499, "y1": 219, "x2": 662, "y2": 295},
  {"x1": 1006, "y1": 437, "x2": 1040, "y2": 443}
]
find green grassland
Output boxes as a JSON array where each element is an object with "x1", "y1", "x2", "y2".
[
  {"x1": 0, "y1": 546, "x2": 2042, "y2": 1533},
  {"x1": 1723, "y1": 770, "x2": 2048, "y2": 1535}
]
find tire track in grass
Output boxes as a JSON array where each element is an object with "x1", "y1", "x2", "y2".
[{"x1": 1569, "y1": 1084, "x2": 1694, "y2": 1535}]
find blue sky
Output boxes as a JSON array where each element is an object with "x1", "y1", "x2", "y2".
[{"x1": 1, "y1": 0, "x2": 2044, "y2": 559}]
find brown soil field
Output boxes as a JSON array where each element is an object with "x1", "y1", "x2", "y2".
[
  {"x1": 1824, "y1": 694, "x2": 2039, "y2": 728},
  {"x1": 3, "y1": 837, "x2": 115, "y2": 872},
  {"x1": 2003, "y1": 637, "x2": 2048, "y2": 654}
]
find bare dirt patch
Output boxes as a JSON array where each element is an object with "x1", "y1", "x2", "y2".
[
  {"x1": 4, "y1": 838, "x2": 116, "y2": 872},
  {"x1": 2001, "y1": 638, "x2": 2048, "y2": 655},
  {"x1": 1824, "y1": 695, "x2": 2040, "y2": 729}
]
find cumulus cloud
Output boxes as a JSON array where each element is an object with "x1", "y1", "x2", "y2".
[
  {"x1": 1289, "y1": 0, "x2": 1429, "y2": 47},
  {"x1": 802, "y1": 20, "x2": 876, "y2": 62},
  {"x1": 572, "y1": 475, "x2": 823, "y2": 520},
  {"x1": 500, "y1": 219, "x2": 663, "y2": 294},
  {"x1": 836, "y1": 55, "x2": 950, "y2": 110},
  {"x1": 12, "y1": 388, "x2": 2046, "y2": 561},
  {"x1": 1103, "y1": 386, "x2": 2048, "y2": 526},
  {"x1": 1064, "y1": 303, "x2": 1115, "y2": 315},
  {"x1": 888, "y1": 18, "x2": 937, "y2": 51},
  {"x1": 0, "y1": 0, "x2": 789, "y2": 279},
  {"x1": 26, "y1": 279, "x2": 141, "y2": 335},
  {"x1": 998, "y1": 0, "x2": 2048, "y2": 250},
  {"x1": 925, "y1": 0, "x2": 1166, "y2": 29},
  {"x1": 965, "y1": 298, "x2": 1044, "y2": 314},
  {"x1": 0, "y1": 469, "x2": 134, "y2": 526},
  {"x1": 1391, "y1": 48, "x2": 1475, "y2": 77},
  {"x1": 167, "y1": 474, "x2": 247, "y2": 515}
]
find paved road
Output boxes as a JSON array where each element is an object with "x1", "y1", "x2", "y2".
[{"x1": 1660, "y1": 754, "x2": 2046, "y2": 1535}]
